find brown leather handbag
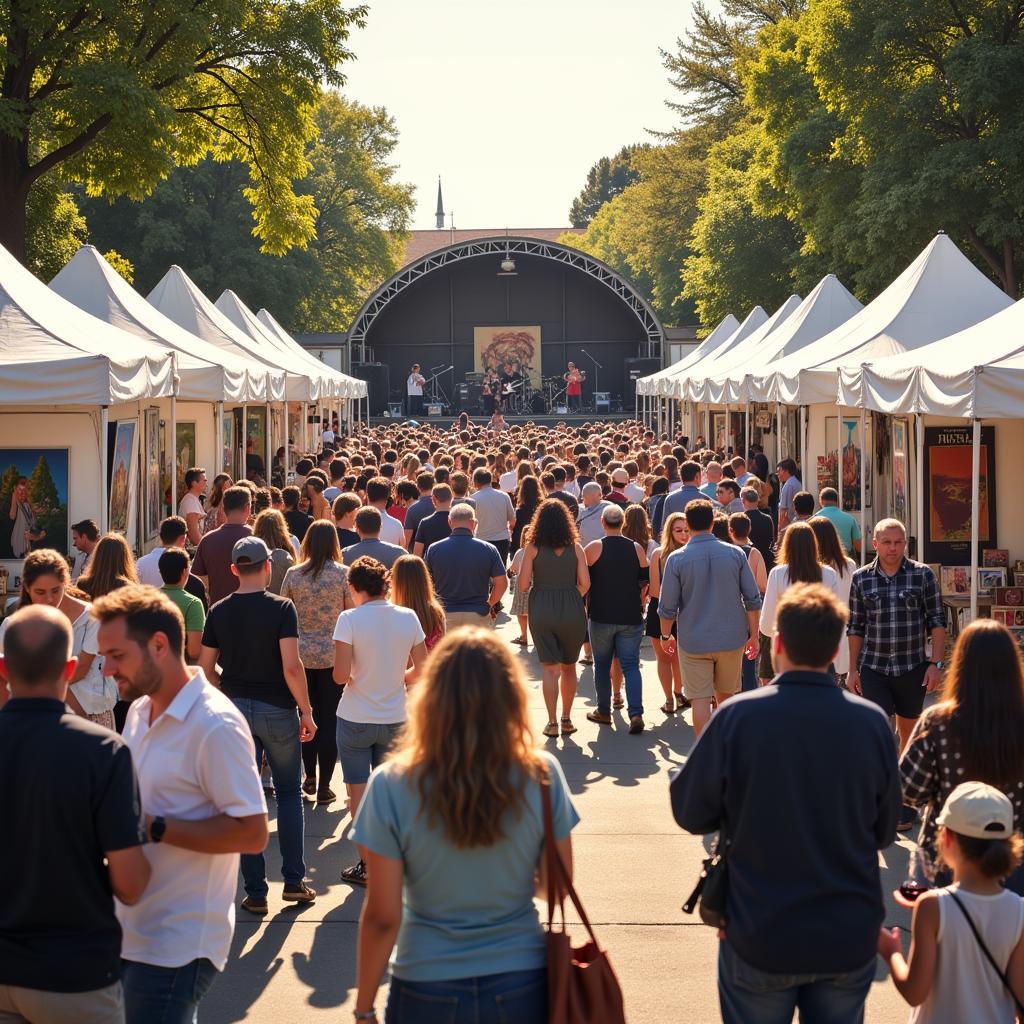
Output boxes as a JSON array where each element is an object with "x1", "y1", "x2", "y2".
[{"x1": 541, "y1": 775, "x2": 626, "y2": 1024}]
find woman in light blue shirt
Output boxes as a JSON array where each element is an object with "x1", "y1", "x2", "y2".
[{"x1": 351, "y1": 626, "x2": 579, "y2": 1023}]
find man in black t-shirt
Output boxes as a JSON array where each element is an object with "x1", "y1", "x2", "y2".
[
  {"x1": 0, "y1": 606, "x2": 149, "y2": 1019},
  {"x1": 412, "y1": 483, "x2": 454, "y2": 557},
  {"x1": 198, "y1": 537, "x2": 318, "y2": 913}
]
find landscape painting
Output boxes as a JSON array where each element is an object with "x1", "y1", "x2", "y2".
[{"x1": 0, "y1": 450, "x2": 70, "y2": 558}]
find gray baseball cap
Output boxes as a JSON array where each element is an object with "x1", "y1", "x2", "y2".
[{"x1": 232, "y1": 536, "x2": 270, "y2": 567}]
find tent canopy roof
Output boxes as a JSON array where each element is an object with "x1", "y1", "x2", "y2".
[{"x1": 636, "y1": 313, "x2": 738, "y2": 395}]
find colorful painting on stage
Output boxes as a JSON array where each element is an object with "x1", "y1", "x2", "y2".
[
  {"x1": 109, "y1": 420, "x2": 137, "y2": 535},
  {"x1": 0, "y1": 450, "x2": 69, "y2": 558},
  {"x1": 923, "y1": 425, "x2": 996, "y2": 565},
  {"x1": 474, "y1": 327, "x2": 542, "y2": 388}
]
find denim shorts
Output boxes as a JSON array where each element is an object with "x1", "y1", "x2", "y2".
[{"x1": 337, "y1": 718, "x2": 403, "y2": 784}]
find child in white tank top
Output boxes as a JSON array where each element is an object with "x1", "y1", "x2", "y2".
[{"x1": 878, "y1": 782, "x2": 1024, "y2": 1023}]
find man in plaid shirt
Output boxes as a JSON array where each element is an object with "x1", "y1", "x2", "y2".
[{"x1": 847, "y1": 518, "x2": 945, "y2": 830}]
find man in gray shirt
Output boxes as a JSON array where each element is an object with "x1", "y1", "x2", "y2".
[
  {"x1": 576, "y1": 482, "x2": 613, "y2": 546},
  {"x1": 469, "y1": 467, "x2": 515, "y2": 564},
  {"x1": 659, "y1": 499, "x2": 762, "y2": 737},
  {"x1": 341, "y1": 507, "x2": 406, "y2": 569},
  {"x1": 777, "y1": 458, "x2": 802, "y2": 531}
]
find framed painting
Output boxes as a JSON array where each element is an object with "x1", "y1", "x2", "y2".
[
  {"x1": 923, "y1": 425, "x2": 996, "y2": 565},
  {"x1": 473, "y1": 326, "x2": 542, "y2": 389},
  {"x1": 176, "y1": 423, "x2": 197, "y2": 502},
  {"x1": 983, "y1": 548, "x2": 1009, "y2": 568},
  {"x1": 940, "y1": 565, "x2": 971, "y2": 597},
  {"x1": 892, "y1": 418, "x2": 908, "y2": 526},
  {"x1": 0, "y1": 449, "x2": 70, "y2": 558},
  {"x1": 144, "y1": 407, "x2": 161, "y2": 540},
  {"x1": 825, "y1": 416, "x2": 870, "y2": 512},
  {"x1": 977, "y1": 568, "x2": 1007, "y2": 599},
  {"x1": 109, "y1": 420, "x2": 137, "y2": 535}
]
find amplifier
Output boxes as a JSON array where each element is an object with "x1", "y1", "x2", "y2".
[
  {"x1": 426, "y1": 403, "x2": 443, "y2": 417},
  {"x1": 594, "y1": 391, "x2": 611, "y2": 413}
]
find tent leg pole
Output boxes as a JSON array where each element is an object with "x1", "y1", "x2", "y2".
[
  {"x1": 915, "y1": 413, "x2": 925, "y2": 556},
  {"x1": 266, "y1": 402, "x2": 272, "y2": 484},
  {"x1": 800, "y1": 406, "x2": 807, "y2": 491},
  {"x1": 100, "y1": 407, "x2": 109, "y2": 535},
  {"x1": 301, "y1": 402, "x2": 308, "y2": 457},
  {"x1": 745, "y1": 402, "x2": 751, "y2": 461},
  {"x1": 860, "y1": 406, "x2": 867, "y2": 566},
  {"x1": 170, "y1": 394, "x2": 178, "y2": 517},
  {"x1": 970, "y1": 418, "x2": 981, "y2": 622},
  {"x1": 634, "y1": 390, "x2": 638, "y2": 425},
  {"x1": 837, "y1": 405, "x2": 844, "y2": 513},
  {"x1": 241, "y1": 403, "x2": 247, "y2": 481},
  {"x1": 725, "y1": 402, "x2": 731, "y2": 454},
  {"x1": 776, "y1": 402, "x2": 782, "y2": 464},
  {"x1": 216, "y1": 402, "x2": 225, "y2": 476}
]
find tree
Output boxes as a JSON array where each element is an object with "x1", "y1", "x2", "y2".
[
  {"x1": 802, "y1": 0, "x2": 1024, "y2": 297},
  {"x1": 0, "y1": 0, "x2": 367, "y2": 263},
  {"x1": 569, "y1": 144, "x2": 647, "y2": 227},
  {"x1": 82, "y1": 91, "x2": 413, "y2": 331}
]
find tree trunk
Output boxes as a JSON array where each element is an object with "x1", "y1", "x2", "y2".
[
  {"x1": 0, "y1": 142, "x2": 31, "y2": 265},
  {"x1": 1003, "y1": 239, "x2": 1020, "y2": 300},
  {"x1": 965, "y1": 224, "x2": 1016, "y2": 297}
]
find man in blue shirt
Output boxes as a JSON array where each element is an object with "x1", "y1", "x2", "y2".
[
  {"x1": 662, "y1": 460, "x2": 720, "y2": 519},
  {"x1": 815, "y1": 487, "x2": 862, "y2": 558},
  {"x1": 424, "y1": 505, "x2": 507, "y2": 629},
  {"x1": 402, "y1": 472, "x2": 436, "y2": 549},
  {"x1": 671, "y1": 582, "x2": 900, "y2": 1024},
  {"x1": 659, "y1": 500, "x2": 761, "y2": 737}
]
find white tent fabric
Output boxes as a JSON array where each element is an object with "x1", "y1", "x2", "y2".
[
  {"x1": 664, "y1": 306, "x2": 769, "y2": 398},
  {"x1": 691, "y1": 276, "x2": 863, "y2": 405},
  {"x1": 838, "y1": 296, "x2": 1024, "y2": 418},
  {"x1": 684, "y1": 294, "x2": 803, "y2": 403},
  {"x1": 635, "y1": 313, "x2": 738, "y2": 396},
  {"x1": 0, "y1": 243, "x2": 173, "y2": 405},
  {"x1": 256, "y1": 306, "x2": 367, "y2": 400},
  {"x1": 147, "y1": 267, "x2": 303, "y2": 401},
  {"x1": 50, "y1": 247, "x2": 269, "y2": 404},
  {"x1": 758, "y1": 234, "x2": 1013, "y2": 406}
]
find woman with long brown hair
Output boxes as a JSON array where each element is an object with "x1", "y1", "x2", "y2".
[
  {"x1": 1, "y1": 549, "x2": 117, "y2": 727},
  {"x1": 281, "y1": 521, "x2": 352, "y2": 804},
  {"x1": 901, "y1": 618, "x2": 1024, "y2": 895},
  {"x1": 510, "y1": 474, "x2": 541, "y2": 553},
  {"x1": 757, "y1": 521, "x2": 839, "y2": 685},
  {"x1": 809, "y1": 516, "x2": 857, "y2": 681},
  {"x1": 203, "y1": 472, "x2": 232, "y2": 534},
  {"x1": 390, "y1": 555, "x2": 445, "y2": 652},
  {"x1": 518, "y1": 499, "x2": 590, "y2": 737},
  {"x1": 253, "y1": 509, "x2": 295, "y2": 595},
  {"x1": 350, "y1": 627, "x2": 579, "y2": 1023},
  {"x1": 76, "y1": 533, "x2": 138, "y2": 601},
  {"x1": 646, "y1": 512, "x2": 690, "y2": 712}
]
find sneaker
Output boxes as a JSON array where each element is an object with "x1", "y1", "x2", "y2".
[
  {"x1": 241, "y1": 895, "x2": 268, "y2": 915},
  {"x1": 897, "y1": 805, "x2": 917, "y2": 833},
  {"x1": 316, "y1": 788, "x2": 336, "y2": 806},
  {"x1": 282, "y1": 881, "x2": 317, "y2": 903},
  {"x1": 302, "y1": 775, "x2": 317, "y2": 798},
  {"x1": 341, "y1": 860, "x2": 368, "y2": 887},
  {"x1": 628, "y1": 716, "x2": 645, "y2": 734},
  {"x1": 586, "y1": 710, "x2": 612, "y2": 725}
]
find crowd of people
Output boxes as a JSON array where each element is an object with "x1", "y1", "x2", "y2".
[{"x1": 1, "y1": 413, "x2": 1023, "y2": 1024}]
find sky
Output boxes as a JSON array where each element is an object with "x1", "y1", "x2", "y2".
[{"x1": 341, "y1": 0, "x2": 695, "y2": 229}]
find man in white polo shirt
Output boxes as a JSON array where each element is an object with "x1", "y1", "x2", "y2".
[
  {"x1": 177, "y1": 467, "x2": 207, "y2": 548},
  {"x1": 93, "y1": 585, "x2": 268, "y2": 1024}
]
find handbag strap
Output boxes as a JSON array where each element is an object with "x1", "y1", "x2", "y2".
[
  {"x1": 949, "y1": 891, "x2": 1024, "y2": 1014},
  {"x1": 540, "y1": 771, "x2": 601, "y2": 946}
]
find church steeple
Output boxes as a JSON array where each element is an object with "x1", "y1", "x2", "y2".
[{"x1": 435, "y1": 177, "x2": 445, "y2": 229}]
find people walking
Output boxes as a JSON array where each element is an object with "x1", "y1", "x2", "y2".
[
  {"x1": 517, "y1": 499, "x2": 590, "y2": 738},
  {"x1": 646, "y1": 513, "x2": 689, "y2": 712},
  {"x1": 671, "y1": 582, "x2": 901, "y2": 1024},
  {"x1": 192, "y1": 485, "x2": 254, "y2": 605},
  {"x1": 342, "y1": 507, "x2": 407, "y2": 569},
  {"x1": 583, "y1": 505, "x2": 648, "y2": 734},
  {"x1": 809, "y1": 515, "x2": 857, "y2": 683},
  {"x1": 390, "y1": 554, "x2": 446, "y2": 652},
  {"x1": 469, "y1": 467, "x2": 516, "y2": 564},
  {"x1": 198, "y1": 537, "x2": 317, "y2": 914},
  {"x1": 252, "y1": 508, "x2": 296, "y2": 595},
  {"x1": 816, "y1": 486, "x2": 862, "y2": 559}
]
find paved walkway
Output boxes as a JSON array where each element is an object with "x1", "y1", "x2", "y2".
[{"x1": 204, "y1": 613, "x2": 912, "y2": 1022}]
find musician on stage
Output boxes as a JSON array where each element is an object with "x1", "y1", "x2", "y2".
[
  {"x1": 499, "y1": 362, "x2": 522, "y2": 412},
  {"x1": 407, "y1": 363, "x2": 426, "y2": 416},
  {"x1": 564, "y1": 361, "x2": 584, "y2": 412},
  {"x1": 482, "y1": 367, "x2": 499, "y2": 414}
]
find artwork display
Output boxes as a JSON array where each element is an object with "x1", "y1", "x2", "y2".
[
  {"x1": 1015, "y1": 573, "x2": 1024, "y2": 588},
  {"x1": 991, "y1": 607, "x2": 1024, "y2": 628},
  {"x1": 144, "y1": 408, "x2": 161, "y2": 540},
  {"x1": 176, "y1": 423, "x2": 197, "y2": 503},
  {"x1": 109, "y1": 421, "x2": 137, "y2": 535},
  {"x1": 0, "y1": 449, "x2": 70, "y2": 558},
  {"x1": 892, "y1": 419, "x2": 908, "y2": 527},
  {"x1": 245, "y1": 407, "x2": 267, "y2": 481},
  {"x1": 940, "y1": 565, "x2": 971, "y2": 597},
  {"x1": 983, "y1": 549, "x2": 1009, "y2": 568},
  {"x1": 824, "y1": 416, "x2": 870, "y2": 512},
  {"x1": 923, "y1": 425, "x2": 996, "y2": 564},
  {"x1": 473, "y1": 326, "x2": 542, "y2": 389},
  {"x1": 977, "y1": 568, "x2": 1007, "y2": 599},
  {"x1": 993, "y1": 587, "x2": 1024, "y2": 606}
]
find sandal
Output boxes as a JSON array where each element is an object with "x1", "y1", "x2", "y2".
[
  {"x1": 612, "y1": 694, "x2": 624, "y2": 710},
  {"x1": 586, "y1": 710, "x2": 612, "y2": 725},
  {"x1": 661, "y1": 699, "x2": 675, "y2": 715},
  {"x1": 341, "y1": 860, "x2": 368, "y2": 887},
  {"x1": 674, "y1": 692, "x2": 690, "y2": 710},
  {"x1": 542, "y1": 721, "x2": 559, "y2": 738},
  {"x1": 560, "y1": 717, "x2": 577, "y2": 736},
  {"x1": 511, "y1": 636, "x2": 528, "y2": 645}
]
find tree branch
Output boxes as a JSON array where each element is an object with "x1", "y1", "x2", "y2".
[
  {"x1": 27, "y1": 113, "x2": 112, "y2": 183},
  {"x1": 965, "y1": 225, "x2": 1007, "y2": 289}
]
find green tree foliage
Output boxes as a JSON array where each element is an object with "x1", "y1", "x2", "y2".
[
  {"x1": 569, "y1": 144, "x2": 648, "y2": 228},
  {"x1": 24, "y1": 177, "x2": 88, "y2": 281},
  {"x1": 0, "y1": 0, "x2": 367, "y2": 262},
  {"x1": 82, "y1": 92, "x2": 413, "y2": 331}
]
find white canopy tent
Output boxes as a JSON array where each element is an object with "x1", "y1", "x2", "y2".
[
  {"x1": 690, "y1": 276, "x2": 863, "y2": 405},
  {"x1": 683, "y1": 294, "x2": 803, "y2": 403},
  {"x1": 636, "y1": 313, "x2": 739, "y2": 398},
  {"x1": 755, "y1": 234, "x2": 1013, "y2": 406}
]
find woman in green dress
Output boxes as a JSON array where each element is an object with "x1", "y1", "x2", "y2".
[{"x1": 518, "y1": 499, "x2": 590, "y2": 738}]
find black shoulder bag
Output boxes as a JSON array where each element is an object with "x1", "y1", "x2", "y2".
[
  {"x1": 950, "y1": 891, "x2": 1024, "y2": 1015},
  {"x1": 682, "y1": 828, "x2": 729, "y2": 928}
]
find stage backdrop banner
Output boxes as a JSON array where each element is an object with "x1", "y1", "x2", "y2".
[
  {"x1": 923, "y1": 424, "x2": 996, "y2": 565},
  {"x1": 474, "y1": 327, "x2": 542, "y2": 388}
]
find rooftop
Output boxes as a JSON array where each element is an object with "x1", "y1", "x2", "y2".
[{"x1": 401, "y1": 227, "x2": 584, "y2": 267}]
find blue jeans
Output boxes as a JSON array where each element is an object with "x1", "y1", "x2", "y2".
[
  {"x1": 122, "y1": 958, "x2": 218, "y2": 1024},
  {"x1": 385, "y1": 968, "x2": 546, "y2": 1024},
  {"x1": 741, "y1": 651, "x2": 758, "y2": 692},
  {"x1": 231, "y1": 697, "x2": 305, "y2": 897},
  {"x1": 589, "y1": 620, "x2": 644, "y2": 718},
  {"x1": 337, "y1": 718, "x2": 403, "y2": 785},
  {"x1": 718, "y1": 942, "x2": 874, "y2": 1024}
]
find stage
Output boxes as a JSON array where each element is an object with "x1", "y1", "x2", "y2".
[{"x1": 367, "y1": 412, "x2": 634, "y2": 429}]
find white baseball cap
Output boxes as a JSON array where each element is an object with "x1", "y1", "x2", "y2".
[{"x1": 937, "y1": 781, "x2": 1014, "y2": 839}]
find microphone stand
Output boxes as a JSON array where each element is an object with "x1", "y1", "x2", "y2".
[
  {"x1": 425, "y1": 366, "x2": 454, "y2": 413},
  {"x1": 580, "y1": 348, "x2": 603, "y2": 409}
]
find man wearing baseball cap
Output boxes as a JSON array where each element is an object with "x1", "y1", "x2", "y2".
[{"x1": 199, "y1": 536, "x2": 318, "y2": 914}]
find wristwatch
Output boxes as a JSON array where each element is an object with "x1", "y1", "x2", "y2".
[
  {"x1": 149, "y1": 815, "x2": 167, "y2": 844},
  {"x1": 353, "y1": 1011, "x2": 377, "y2": 1022},
  {"x1": 929, "y1": 660, "x2": 944, "y2": 669}
]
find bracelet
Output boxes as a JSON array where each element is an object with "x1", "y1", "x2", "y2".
[{"x1": 353, "y1": 1011, "x2": 377, "y2": 1022}]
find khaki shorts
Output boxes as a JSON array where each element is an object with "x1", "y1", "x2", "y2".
[
  {"x1": 679, "y1": 648, "x2": 744, "y2": 702},
  {"x1": 445, "y1": 611, "x2": 492, "y2": 630},
  {"x1": 0, "y1": 981, "x2": 123, "y2": 1024}
]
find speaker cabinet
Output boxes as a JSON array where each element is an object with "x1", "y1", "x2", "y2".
[
  {"x1": 624, "y1": 357, "x2": 662, "y2": 403},
  {"x1": 352, "y1": 363, "x2": 390, "y2": 416}
]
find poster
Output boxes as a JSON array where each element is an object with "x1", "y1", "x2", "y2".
[
  {"x1": 109, "y1": 420, "x2": 137, "y2": 535},
  {"x1": 245, "y1": 406, "x2": 267, "y2": 482},
  {"x1": 176, "y1": 423, "x2": 197, "y2": 501},
  {"x1": 473, "y1": 326, "x2": 542, "y2": 388},
  {"x1": 144, "y1": 408, "x2": 161, "y2": 539},
  {"x1": 892, "y1": 418, "x2": 908, "y2": 526},
  {"x1": 0, "y1": 450, "x2": 70, "y2": 558},
  {"x1": 222, "y1": 411, "x2": 235, "y2": 481},
  {"x1": 923, "y1": 425, "x2": 996, "y2": 565},
  {"x1": 825, "y1": 416, "x2": 871, "y2": 512}
]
